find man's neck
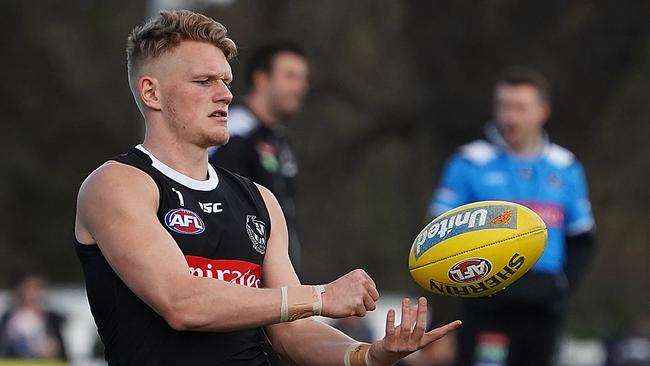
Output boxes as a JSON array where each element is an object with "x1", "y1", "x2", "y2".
[
  {"x1": 507, "y1": 136, "x2": 543, "y2": 157},
  {"x1": 489, "y1": 124, "x2": 545, "y2": 157},
  {"x1": 142, "y1": 129, "x2": 210, "y2": 181},
  {"x1": 246, "y1": 93, "x2": 279, "y2": 128},
  {"x1": 17, "y1": 304, "x2": 42, "y2": 314}
]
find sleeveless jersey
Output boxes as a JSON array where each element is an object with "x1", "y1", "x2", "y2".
[{"x1": 75, "y1": 145, "x2": 273, "y2": 365}]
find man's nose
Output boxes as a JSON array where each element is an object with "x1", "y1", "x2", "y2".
[{"x1": 214, "y1": 82, "x2": 233, "y2": 104}]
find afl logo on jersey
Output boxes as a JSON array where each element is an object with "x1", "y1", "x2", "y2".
[
  {"x1": 164, "y1": 208, "x2": 205, "y2": 235},
  {"x1": 246, "y1": 215, "x2": 267, "y2": 255}
]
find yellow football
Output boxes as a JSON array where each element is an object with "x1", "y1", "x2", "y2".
[{"x1": 409, "y1": 201, "x2": 547, "y2": 298}]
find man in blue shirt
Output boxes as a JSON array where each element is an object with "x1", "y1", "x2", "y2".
[{"x1": 429, "y1": 67, "x2": 596, "y2": 366}]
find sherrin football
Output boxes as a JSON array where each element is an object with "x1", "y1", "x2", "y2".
[{"x1": 409, "y1": 201, "x2": 547, "y2": 298}]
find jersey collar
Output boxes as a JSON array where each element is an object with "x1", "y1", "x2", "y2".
[
  {"x1": 484, "y1": 123, "x2": 550, "y2": 159},
  {"x1": 135, "y1": 144, "x2": 219, "y2": 191}
]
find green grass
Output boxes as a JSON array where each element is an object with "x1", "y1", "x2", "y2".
[{"x1": 0, "y1": 360, "x2": 67, "y2": 366}]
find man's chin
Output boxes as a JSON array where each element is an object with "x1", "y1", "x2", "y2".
[
  {"x1": 501, "y1": 131, "x2": 520, "y2": 145},
  {"x1": 279, "y1": 103, "x2": 303, "y2": 118},
  {"x1": 220, "y1": 134, "x2": 230, "y2": 145},
  {"x1": 199, "y1": 133, "x2": 230, "y2": 149}
]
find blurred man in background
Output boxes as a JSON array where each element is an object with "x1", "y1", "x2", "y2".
[
  {"x1": 209, "y1": 41, "x2": 308, "y2": 269},
  {"x1": 0, "y1": 274, "x2": 67, "y2": 360},
  {"x1": 428, "y1": 67, "x2": 596, "y2": 366}
]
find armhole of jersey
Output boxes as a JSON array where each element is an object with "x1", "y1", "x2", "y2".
[
  {"x1": 244, "y1": 180, "x2": 272, "y2": 240},
  {"x1": 109, "y1": 152, "x2": 164, "y2": 212}
]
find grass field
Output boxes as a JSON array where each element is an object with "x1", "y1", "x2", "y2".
[{"x1": 0, "y1": 361, "x2": 66, "y2": 366}]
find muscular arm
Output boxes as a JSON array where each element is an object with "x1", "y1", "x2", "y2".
[
  {"x1": 76, "y1": 161, "x2": 458, "y2": 362},
  {"x1": 76, "y1": 161, "x2": 380, "y2": 335},
  {"x1": 259, "y1": 186, "x2": 461, "y2": 365},
  {"x1": 75, "y1": 162, "x2": 284, "y2": 332}
]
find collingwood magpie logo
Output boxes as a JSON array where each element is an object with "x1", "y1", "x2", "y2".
[{"x1": 246, "y1": 215, "x2": 267, "y2": 255}]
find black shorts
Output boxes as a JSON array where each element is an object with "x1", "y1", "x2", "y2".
[
  {"x1": 455, "y1": 299, "x2": 565, "y2": 366},
  {"x1": 456, "y1": 272, "x2": 566, "y2": 366}
]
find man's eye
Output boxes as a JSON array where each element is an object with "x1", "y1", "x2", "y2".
[{"x1": 195, "y1": 79, "x2": 210, "y2": 85}]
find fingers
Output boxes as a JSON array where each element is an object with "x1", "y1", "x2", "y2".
[
  {"x1": 356, "y1": 303, "x2": 367, "y2": 317},
  {"x1": 409, "y1": 301, "x2": 418, "y2": 332},
  {"x1": 408, "y1": 297, "x2": 428, "y2": 350},
  {"x1": 386, "y1": 308, "x2": 396, "y2": 332},
  {"x1": 362, "y1": 275, "x2": 379, "y2": 311},
  {"x1": 399, "y1": 298, "x2": 411, "y2": 345},
  {"x1": 410, "y1": 301, "x2": 419, "y2": 327},
  {"x1": 358, "y1": 273, "x2": 377, "y2": 314},
  {"x1": 366, "y1": 281, "x2": 380, "y2": 302},
  {"x1": 380, "y1": 298, "x2": 461, "y2": 359},
  {"x1": 421, "y1": 320, "x2": 462, "y2": 346},
  {"x1": 364, "y1": 271, "x2": 377, "y2": 289},
  {"x1": 385, "y1": 308, "x2": 396, "y2": 349},
  {"x1": 363, "y1": 292, "x2": 377, "y2": 311},
  {"x1": 382, "y1": 298, "x2": 425, "y2": 354},
  {"x1": 327, "y1": 269, "x2": 380, "y2": 318},
  {"x1": 415, "y1": 298, "x2": 427, "y2": 332},
  {"x1": 357, "y1": 269, "x2": 379, "y2": 302},
  {"x1": 357, "y1": 269, "x2": 378, "y2": 312}
]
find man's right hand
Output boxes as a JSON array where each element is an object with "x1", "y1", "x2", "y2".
[{"x1": 321, "y1": 269, "x2": 380, "y2": 318}]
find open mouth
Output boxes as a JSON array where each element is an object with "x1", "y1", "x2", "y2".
[{"x1": 209, "y1": 110, "x2": 228, "y2": 118}]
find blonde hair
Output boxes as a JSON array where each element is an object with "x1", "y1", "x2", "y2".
[{"x1": 126, "y1": 10, "x2": 237, "y2": 109}]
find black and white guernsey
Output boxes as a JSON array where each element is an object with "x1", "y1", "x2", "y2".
[{"x1": 75, "y1": 145, "x2": 273, "y2": 365}]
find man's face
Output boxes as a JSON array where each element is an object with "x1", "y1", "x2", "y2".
[
  {"x1": 16, "y1": 276, "x2": 45, "y2": 308},
  {"x1": 493, "y1": 84, "x2": 550, "y2": 149},
  {"x1": 264, "y1": 52, "x2": 309, "y2": 117},
  {"x1": 151, "y1": 40, "x2": 233, "y2": 147}
]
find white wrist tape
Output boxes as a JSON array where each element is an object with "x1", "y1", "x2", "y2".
[
  {"x1": 279, "y1": 285, "x2": 326, "y2": 322},
  {"x1": 344, "y1": 343, "x2": 372, "y2": 366},
  {"x1": 365, "y1": 348, "x2": 373, "y2": 366},
  {"x1": 313, "y1": 284, "x2": 325, "y2": 316},
  {"x1": 280, "y1": 286, "x2": 289, "y2": 322}
]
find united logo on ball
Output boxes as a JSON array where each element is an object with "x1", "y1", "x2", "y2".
[{"x1": 448, "y1": 258, "x2": 492, "y2": 283}]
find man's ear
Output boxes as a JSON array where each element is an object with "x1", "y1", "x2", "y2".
[
  {"x1": 541, "y1": 101, "x2": 552, "y2": 126},
  {"x1": 139, "y1": 76, "x2": 162, "y2": 111}
]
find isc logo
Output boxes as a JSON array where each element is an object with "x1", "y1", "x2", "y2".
[
  {"x1": 164, "y1": 208, "x2": 205, "y2": 235},
  {"x1": 448, "y1": 258, "x2": 492, "y2": 283}
]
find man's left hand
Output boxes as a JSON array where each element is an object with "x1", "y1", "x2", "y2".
[{"x1": 369, "y1": 297, "x2": 461, "y2": 365}]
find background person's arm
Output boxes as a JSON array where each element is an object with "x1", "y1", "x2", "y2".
[
  {"x1": 75, "y1": 162, "x2": 374, "y2": 333},
  {"x1": 563, "y1": 161, "x2": 597, "y2": 289},
  {"x1": 260, "y1": 185, "x2": 461, "y2": 366}
]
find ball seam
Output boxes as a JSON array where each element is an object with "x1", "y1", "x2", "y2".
[{"x1": 411, "y1": 228, "x2": 547, "y2": 270}]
